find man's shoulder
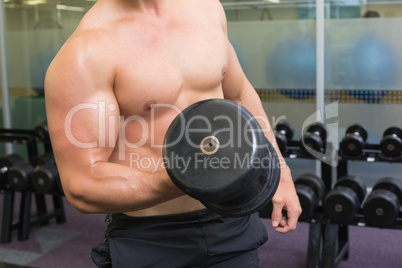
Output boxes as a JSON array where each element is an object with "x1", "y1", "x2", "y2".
[
  {"x1": 58, "y1": 26, "x2": 113, "y2": 62},
  {"x1": 193, "y1": 0, "x2": 227, "y2": 28},
  {"x1": 63, "y1": 2, "x2": 115, "y2": 56},
  {"x1": 193, "y1": 0, "x2": 225, "y2": 14},
  {"x1": 47, "y1": 26, "x2": 115, "y2": 87}
]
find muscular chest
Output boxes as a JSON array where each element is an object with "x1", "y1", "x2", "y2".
[{"x1": 112, "y1": 17, "x2": 228, "y2": 116}]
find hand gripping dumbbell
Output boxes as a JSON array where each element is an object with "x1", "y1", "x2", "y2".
[
  {"x1": 275, "y1": 122, "x2": 294, "y2": 153},
  {"x1": 363, "y1": 177, "x2": 402, "y2": 228},
  {"x1": 323, "y1": 175, "x2": 367, "y2": 224},
  {"x1": 380, "y1": 127, "x2": 402, "y2": 158},
  {"x1": 0, "y1": 154, "x2": 25, "y2": 190},
  {"x1": 294, "y1": 173, "x2": 326, "y2": 221},
  {"x1": 301, "y1": 122, "x2": 327, "y2": 155},
  {"x1": 340, "y1": 124, "x2": 368, "y2": 157},
  {"x1": 7, "y1": 152, "x2": 55, "y2": 192}
]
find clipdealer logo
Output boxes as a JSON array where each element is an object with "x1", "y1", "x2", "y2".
[
  {"x1": 129, "y1": 151, "x2": 283, "y2": 174},
  {"x1": 63, "y1": 101, "x2": 287, "y2": 162}
]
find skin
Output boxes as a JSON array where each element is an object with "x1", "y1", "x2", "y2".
[{"x1": 45, "y1": 0, "x2": 301, "y2": 234}]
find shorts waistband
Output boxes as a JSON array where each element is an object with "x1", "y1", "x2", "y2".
[{"x1": 108, "y1": 209, "x2": 220, "y2": 226}]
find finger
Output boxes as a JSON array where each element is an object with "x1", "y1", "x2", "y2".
[
  {"x1": 279, "y1": 218, "x2": 288, "y2": 227},
  {"x1": 275, "y1": 224, "x2": 294, "y2": 234},
  {"x1": 275, "y1": 213, "x2": 298, "y2": 234},
  {"x1": 271, "y1": 203, "x2": 284, "y2": 228},
  {"x1": 286, "y1": 212, "x2": 299, "y2": 230}
]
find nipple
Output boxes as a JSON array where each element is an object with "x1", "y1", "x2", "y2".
[
  {"x1": 143, "y1": 100, "x2": 157, "y2": 111},
  {"x1": 222, "y1": 66, "x2": 227, "y2": 76}
]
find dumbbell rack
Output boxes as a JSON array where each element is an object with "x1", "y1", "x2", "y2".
[
  {"x1": 0, "y1": 128, "x2": 65, "y2": 243},
  {"x1": 279, "y1": 139, "x2": 334, "y2": 268},
  {"x1": 321, "y1": 146, "x2": 402, "y2": 268}
]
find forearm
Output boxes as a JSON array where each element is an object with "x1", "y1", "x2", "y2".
[{"x1": 61, "y1": 161, "x2": 183, "y2": 214}]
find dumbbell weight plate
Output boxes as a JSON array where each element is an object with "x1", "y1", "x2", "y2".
[
  {"x1": 0, "y1": 154, "x2": 25, "y2": 189},
  {"x1": 295, "y1": 184, "x2": 318, "y2": 221},
  {"x1": 363, "y1": 189, "x2": 400, "y2": 228},
  {"x1": 163, "y1": 99, "x2": 281, "y2": 217},
  {"x1": 363, "y1": 177, "x2": 402, "y2": 228},
  {"x1": 275, "y1": 132, "x2": 287, "y2": 153},
  {"x1": 296, "y1": 174, "x2": 326, "y2": 201},
  {"x1": 35, "y1": 121, "x2": 49, "y2": 142},
  {"x1": 340, "y1": 134, "x2": 365, "y2": 157},
  {"x1": 380, "y1": 127, "x2": 402, "y2": 158},
  {"x1": 346, "y1": 124, "x2": 368, "y2": 142},
  {"x1": 31, "y1": 163, "x2": 60, "y2": 194},
  {"x1": 203, "y1": 140, "x2": 280, "y2": 216},
  {"x1": 276, "y1": 122, "x2": 295, "y2": 140},
  {"x1": 306, "y1": 122, "x2": 327, "y2": 142},
  {"x1": 372, "y1": 177, "x2": 402, "y2": 204},
  {"x1": 340, "y1": 124, "x2": 368, "y2": 157},
  {"x1": 324, "y1": 186, "x2": 360, "y2": 224},
  {"x1": 383, "y1": 127, "x2": 402, "y2": 140},
  {"x1": 275, "y1": 122, "x2": 294, "y2": 153},
  {"x1": 336, "y1": 175, "x2": 367, "y2": 204},
  {"x1": 302, "y1": 123, "x2": 327, "y2": 155},
  {"x1": 7, "y1": 162, "x2": 34, "y2": 192},
  {"x1": 323, "y1": 175, "x2": 366, "y2": 224},
  {"x1": 295, "y1": 174, "x2": 326, "y2": 221},
  {"x1": 30, "y1": 152, "x2": 55, "y2": 167},
  {"x1": 302, "y1": 133, "x2": 324, "y2": 153}
]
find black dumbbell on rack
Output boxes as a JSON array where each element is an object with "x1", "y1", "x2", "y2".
[
  {"x1": 31, "y1": 162, "x2": 62, "y2": 195},
  {"x1": 363, "y1": 177, "x2": 402, "y2": 228},
  {"x1": 294, "y1": 173, "x2": 326, "y2": 221},
  {"x1": 0, "y1": 154, "x2": 25, "y2": 190},
  {"x1": 6, "y1": 152, "x2": 55, "y2": 192},
  {"x1": 323, "y1": 175, "x2": 367, "y2": 224},
  {"x1": 275, "y1": 122, "x2": 294, "y2": 153},
  {"x1": 35, "y1": 121, "x2": 50, "y2": 142},
  {"x1": 340, "y1": 124, "x2": 368, "y2": 157},
  {"x1": 380, "y1": 127, "x2": 402, "y2": 159},
  {"x1": 301, "y1": 122, "x2": 327, "y2": 156}
]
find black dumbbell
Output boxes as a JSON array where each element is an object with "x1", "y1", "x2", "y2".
[
  {"x1": 30, "y1": 152, "x2": 55, "y2": 167},
  {"x1": 7, "y1": 152, "x2": 56, "y2": 192},
  {"x1": 323, "y1": 175, "x2": 367, "y2": 224},
  {"x1": 31, "y1": 162, "x2": 62, "y2": 195},
  {"x1": 340, "y1": 124, "x2": 368, "y2": 157},
  {"x1": 294, "y1": 173, "x2": 326, "y2": 221},
  {"x1": 0, "y1": 154, "x2": 25, "y2": 190},
  {"x1": 7, "y1": 162, "x2": 34, "y2": 192},
  {"x1": 275, "y1": 122, "x2": 294, "y2": 153},
  {"x1": 301, "y1": 122, "x2": 327, "y2": 154},
  {"x1": 363, "y1": 177, "x2": 402, "y2": 228},
  {"x1": 380, "y1": 127, "x2": 402, "y2": 158},
  {"x1": 35, "y1": 121, "x2": 49, "y2": 142}
]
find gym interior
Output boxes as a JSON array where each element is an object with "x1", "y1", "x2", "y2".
[{"x1": 0, "y1": 0, "x2": 402, "y2": 267}]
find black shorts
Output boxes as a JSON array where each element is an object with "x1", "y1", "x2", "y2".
[{"x1": 91, "y1": 209, "x2": 268, "y2": 268}]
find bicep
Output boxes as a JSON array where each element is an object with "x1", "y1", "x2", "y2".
[{"x1": 44, "y1": 37, "x2": 118, "y2": 188}]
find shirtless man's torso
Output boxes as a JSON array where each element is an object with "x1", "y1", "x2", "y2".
[{"x1": 45, "y1": 0, "x2": 301, "y2": 233}]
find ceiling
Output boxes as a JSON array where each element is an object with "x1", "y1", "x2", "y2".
[{"x1": 3, "y1": 0, "x2": 402, "y2": 10}]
